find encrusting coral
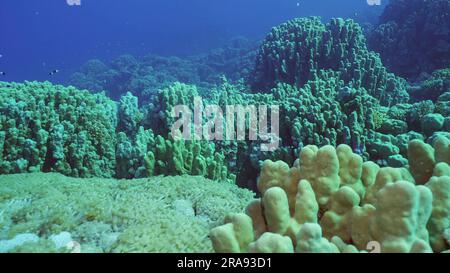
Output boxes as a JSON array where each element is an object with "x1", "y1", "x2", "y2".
[
  {"x1": 210, "y1": 137, "x2": 450, "y2": 253},
  {"x1": 0, "y1": 173, "x2": 254, "y2": 253}
]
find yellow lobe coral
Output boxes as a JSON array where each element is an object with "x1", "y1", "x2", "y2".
[
  {"x1": 210, "y1": 213, "x2": 254, "y2": 253},
  {"x1": 426, "y1": 176, "x2": 450, "y2": 252},
  {"x1": 336, "y1": 144, "x2": 365, "y2": 198},
  {"x1": 320, "y1": 186, "x2": 360, "y2": 241},
  {"x1": 257, "y1": 160, "x2": 290, "y2": 195},
  {"x1": 408, "y1": 140, "x2": 436, "y2": 184},
  {"x1": 248, "y1": 233, "x2": 294, "y2": 253},
  {"x1": 211, "y1": 138, "x2": 449, "y2": 253},
  {"x1": 297, "y1": 145, "x2": 340, "y2": 207},
  {"x1": 369, "y1": 181, "x2": 433, "y2": 253}
]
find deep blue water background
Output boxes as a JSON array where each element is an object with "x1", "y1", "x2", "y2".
[{"x1": 0, "y1": 0, "x2": 387, "y2": 83}]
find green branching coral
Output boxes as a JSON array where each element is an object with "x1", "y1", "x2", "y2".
[
  {"x1": 274, "y1": 70, "x2": 378, "y2": 152},
  {"x1": 117, "y1": 92, "x2": 143, "y2": 137},
  {"x1": 143, "y1": 82, "x2": 200, "y2": 137},
  {"x1": 114, "y1": 89, "x2": 234, "y2": 182},
  {"x1": 251, "y1": 17, "x2": 408, "y2": 105},
  {"x1": 0, "y1": 173, "x2": 254, "y2": 253},
  {"x1": 144, "y1": 133, "x2": 234, "y2": 182},
  {"x1": 0, "y1": 82, "x2": 235, "y2": 183},
  {"x1": 0, "y1": 81, "x2": 117, "y2": 178},
  {"x1": 115, "y1": 127, "x2": 153, "y2": 179},
  {"x1": 145, "y1": 74, "x2": 383, "y2": 188},
  {"x1": 115, "y1": 125, "x2": 234, "y2": 182}
]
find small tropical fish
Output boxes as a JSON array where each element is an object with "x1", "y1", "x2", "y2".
[
  {"x1": 49, "y1": 69, "x2": 60, "y2": 76},
  {"x1": 0, "y1": 72, "x2": 6, "y2": 76}
]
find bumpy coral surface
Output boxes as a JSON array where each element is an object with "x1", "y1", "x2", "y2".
[
  {"x1": 0, "y1": 81, "x2": 117, "y2": 178},
  {"x1": 252, "y1": 17, "x2": 408, "y2": 106},
  {"x1": 210, "y1": 137, "x2": 450, "y2": 253},
  {"x1": 139, "y1": 69, "x2": 449, "y2": 189},
  {"x1": 0, "y1": 173, "x2": 254, "y2": 253},
  {"x1": 0, "y1": 82, "x2": 234, "y2": 182}
]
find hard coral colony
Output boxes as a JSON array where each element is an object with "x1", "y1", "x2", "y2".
[{"x1": 0, "y1": 0, "x2": 449, "y2": 253}]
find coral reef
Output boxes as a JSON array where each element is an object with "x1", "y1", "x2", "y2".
[
  {"x1": 139, "y1": 75, "x2": 378, "y2": 188},
  {"x1": 210, "y1": 137, "x2": 450, "y2": 253},
  {"x1": 0, "y1": 81, "x2": 117, "y2": 178},
  {"x1": 0, "y1": 9, "x2": 449, "y2": 254},
  {"x1": 0, "y1": 81, "x2": 234, "y2": 182},
  {"x1": 62, "y1": 17, "x2": 449, "y2": 189},
  {"x1": 69, "y1": 38, "x2": 257, "y2": 102},
  {"x1": 190, "y1": 37, "x2": 258, "y2": 84},
  {"x1": 2, "y1": 17, "x2": 449, "y2": 190},
  {"x1": 115, "y1": 127, "x2": 233, "y2": 182},
  {"x1": 273, "y1": 71, "x2": 377, "y2": 152},
  {"x1": 0, "y1": 173, "x2": 254, "y2": 253},
  {"x1": 251, "y1": 17, "x2": 409, "y2": 106},
  {"x1": 368, "y1": 0, "x2": 450, "y2": 79},
  {"x1": 138, "y1": 71, "x2": 448, "y2": 189},
  {"x1": 409, "y1": 69, "x2": 450, "y2": 102}
]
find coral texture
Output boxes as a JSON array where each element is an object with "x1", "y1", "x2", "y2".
[
  {"x1": 0, "y1": 81, "x2": 234, "y2": 182},
  {"x1": 0, "y1": 81, "x2": 117, "y2": 177},
  {"x1": 0, "y1": 173, "x2": 254, "y2": 253},
  {"x1": 210, "y1": 137, "x2": 450, "y2": 253},
  {"x1": 251, "y1": 17, "x2": 409, "y2": 105}
]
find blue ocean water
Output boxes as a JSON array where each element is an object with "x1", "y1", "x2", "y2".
[{"x1": 0, "y1": 0, "x2": 385, "y2": 83}]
